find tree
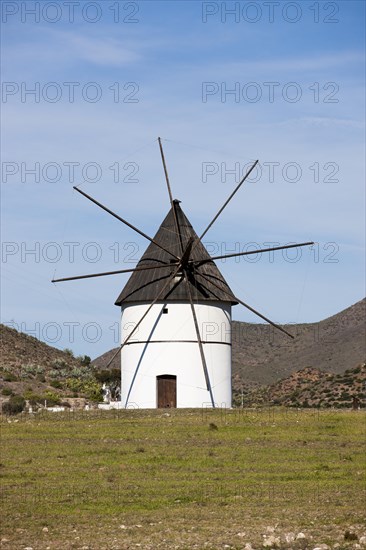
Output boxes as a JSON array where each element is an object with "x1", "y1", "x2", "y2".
[{"x1": 2, "y1": 395, "x2": 26, "y2": 415}]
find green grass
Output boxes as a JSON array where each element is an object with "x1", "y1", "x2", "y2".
[{"x1": 1, "y1": 408, "x2": 365, "y2": 549}]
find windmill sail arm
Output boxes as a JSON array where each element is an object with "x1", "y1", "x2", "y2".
[
  {"x1": 104, "y1": 238, "x2": 197, "y2": 370},
  {"x1": 158, "y1": 138, "x2": 185, "y2": 255},
  {"x1": 52, "y1": 263, "x2": 178, "y2": 283},
  {"x1": 191, "y1": 241, "x2": 314, "y2": 266},
  {"x1": 198, "y1": 159, "x2": 258, "y2": 242},
  {"x1": 103, "y1": 259, "x2": 188, "y2": 370},
  {"x1": 73, "y1": 186, "x2": 179, "y2": 260},
  {"x1": 184, "y1": 272, "x2": 215, "y2": 406},
  {"x1": 199, "y1": 272, "x2": 294, "y2": 339}
]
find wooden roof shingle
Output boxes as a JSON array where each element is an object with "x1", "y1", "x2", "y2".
[{"x1": 115, "y1": 201, "x2": 237, "y2": 305}]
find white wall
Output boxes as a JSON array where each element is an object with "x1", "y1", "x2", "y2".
[{"x1": 120, "y1": 301, "x2": 232, "y2": 408}]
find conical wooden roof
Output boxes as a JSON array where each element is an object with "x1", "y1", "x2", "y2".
[{"x1": 115, "y1": 201, "x2": 237, "y2": 305}]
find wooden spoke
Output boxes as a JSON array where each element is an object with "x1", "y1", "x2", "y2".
[
  {"x1": 198, "y1": 272, "x2": 294, "y2": 339},
  {"x1": 103, "y1": 240, "x2": 199, "y2": 372},
  {"x1": 52, "y1": 263, "x2": 178, "y2": 283},
  {"x1": 191, "y1": 241, "x2": 314, "y2": 266},
  {"x1": 185, "y1": 270, "x2": 215, "y2": 407},
  {"x1": 73, "y1": 186, "x2": 179, "y2": 260},
  {"x1": 158, "y1": 137, "x2": 184, "y2": 254},
  {"x1": 198, "y1": 159, "x2": 258, "y2": 242}
]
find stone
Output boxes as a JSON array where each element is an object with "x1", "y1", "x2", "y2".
[
  {"x1": 296, "y1": 533, "x2": 307, "y2": 540},
  {"x1": 284, "y1": 533, "x2": 295, "y2": 543},
  {"x1": 244, "y1": 544, "x2": 253, "y2": 550},
  {"x1": 42, "y1": 527, "x2": 49, "y2": 533},
  {"x1": 312, "y1": 545, "x2": 330, "y2": 550},
  {"x1": 359, "y1": 536, "x2": 366, "y2": 545},
  {"x1": 237, "y1": 532, "x2": 246, "y2": 538},
  {"x1": 263, "y1": 535, "x2": 280, "y2": 547}
]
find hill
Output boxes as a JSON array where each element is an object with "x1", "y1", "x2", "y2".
[
  {"x1": 93, "y1": 298, "x2": 366, "y2": 389},
  {"x1": 1, "y1": 298, "x2": 365, "y2": 409},
  {"x1": 232, "y1": 297, "x2": 365, "y2": 390},
  {"x1": 0, "y1": 324, "x2": 98, "y2": 406},
  {"x1": 241, "y1": 364, "x2": 366, "y2": 408}
]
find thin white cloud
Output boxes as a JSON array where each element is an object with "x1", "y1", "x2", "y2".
[
  {"x1": 59, "y1": 32, "x2": 141, "y2": 67},
  {"x1": 3, "y1": 28, "x2": 142, "y2": 69},
  {"x1": 226, "y1": 50, "x2": 365, "y2": 73},
  {"x1": 278, "y1": 116, "x2": 364, "y2": 130}
]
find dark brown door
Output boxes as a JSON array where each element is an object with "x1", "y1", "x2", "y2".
[{"x1": 157, "y1": 375, "x2": 177, "y2": 408}]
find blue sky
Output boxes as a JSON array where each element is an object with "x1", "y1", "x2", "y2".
[{"x1": 1, "y1": 0, "x2": 365, "y2": 358}]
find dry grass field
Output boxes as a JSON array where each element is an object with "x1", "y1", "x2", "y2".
[{"x1": 1, "y1": 408, "x2": 365, "y2": 549}]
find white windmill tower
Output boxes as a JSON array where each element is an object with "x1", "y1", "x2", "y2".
[
  {"x1": 53, "y1": 138, "x2": 313, "y2": 409},
  {"x1": 114, "y1": 199, "x2": 236, "y2": 408}
]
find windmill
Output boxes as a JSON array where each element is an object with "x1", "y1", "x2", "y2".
[{"x1": 53, "y1": 138, "x2": 313, "y2": 409}]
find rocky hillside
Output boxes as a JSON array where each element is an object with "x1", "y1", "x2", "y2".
[
  {"x1": 0, "y1": 323, "x2": 84, "y2": 371},
  {"x1": 232, "y1": 297, "x2": 365, "y2": 389},
  {"x1": 239, "y1": 364, "x2": 366, "y2": 408},
  {"x1": 1, "y1": 298, "x2": 365, "y2": 409},
  {"x1": 93, "y1": 298, "x2": 365, "y2": 388},
  {"x1": 0, "y1": 324, "x2": 98, "y2": 406}
]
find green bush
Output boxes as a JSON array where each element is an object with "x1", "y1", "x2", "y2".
[
  {"x1": 69, "y1": 367, "x2": 88, "y2": 379},
  {"x1": 49, "y1": 368, "x2": 69, "y2": 379},
  {"x1": 51, "y1": 359, "x2": 68, "y2": 370},
  {"x1": 43, "y1": 392, "x2": 61, "y2": 407},
  {"x1": 83, "y1": 381, "x2": 103, "y2": 402},
  {"x1": 20, "y1": 364, "x2": 39, "y2": 377},
  {"x1": 65, "y1": 378, "x2": 83, "y2": 393},
  {"x1": 50, "y1": 380, "x2": 62, "y2": 389},
  {"x1": 3, "y1": 372, "x2": 18, "y2": 382},
  {"x1": 2, "y1": 395, "x2": 26, "y2": 415},
  {"x1": 2, "y1": 387, "x2": 13, "y2": 396},
  {"x1": 77, "y1": 355, "x2": 91, "y2": 366}
]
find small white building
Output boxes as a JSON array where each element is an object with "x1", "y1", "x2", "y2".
[{"x1": 115, "y1": 200, "x2": 237, "y2": 409}]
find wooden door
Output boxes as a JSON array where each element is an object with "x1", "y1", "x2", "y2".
[{"x1": 157, "y1": 375, "x2": 177, "y2": 408}]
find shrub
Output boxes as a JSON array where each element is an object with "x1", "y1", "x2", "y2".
[
  {"x1": 51, "y1": 359, "x2": 68, "y2": 370},
  {"x1": 50, "y1": 380, "x2": 62, "y2": 389},
  {"x1": 2, "y1": 395, "x2": 26, "y2": 415},
  {"x1": 20, "y1": 364, "x2": 39, "y2": 377},
  {"x1": 49, "y1": 368, "x2": 68, "y2": 379},
  {"x1": 2, "y1": 387, "x2": 13, "y2": 396},
  {"x1": 95, "y1": 369, "x2": 120, "y2": 384},
  {"x1": 3, "y1": 372, "x2": 18, "y2": 382},
  {"x1": 63, "y1": 348, "x2": 74, "y2": 357},
  {"x1": 69, "y1": 368, "x2": 87, "y2": 379},
  {"x1": 65, "y1": 378, "x2": 83, "y2": 393},
  {"x1": 77, "y1": 355, "x2": 91, "y2": 366},
  {"x1": 44, "y1": 392, "x2": 61, "y2": 407},
  {"x1": 83, "y1": 381, "x2": 103, "y2": 402}
]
